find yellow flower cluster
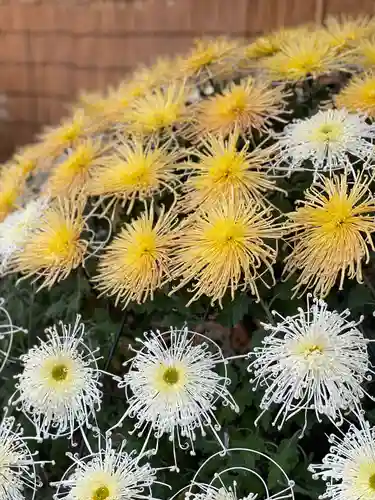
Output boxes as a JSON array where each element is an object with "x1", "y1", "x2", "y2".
[{"x1": 2, "y1": 16, "x2": 375, "y2": 305}]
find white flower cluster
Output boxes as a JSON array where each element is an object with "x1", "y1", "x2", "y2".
[{"x1": 0, "y1": 292, "x2": 374, "y2": 500}]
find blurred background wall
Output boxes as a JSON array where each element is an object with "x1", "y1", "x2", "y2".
[{"x1": 0, "y1": 0, "x2": 373, "y2": 159}]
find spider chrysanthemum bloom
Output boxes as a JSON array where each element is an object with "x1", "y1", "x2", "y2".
[
  {"x1": 275, "y1": 109, "x2": 375, "y2": 176},
  {"x1": 0, "y1": 198, "x2": 48, "y2": 274},
  {"x1": 248, "y1": 296, "x2": 372, "y2": 432},
  {"x1": 13, "y1": 144, "x2": 43, "y2": 176},
  {"x1": 354, "y1": 36, "x2": 375, "y2": 69},
  {"x1": 0, "y1": 164, "x2": 28, "y2": 222},
  {"x1": 177, "y1": 37, "x2": 241, "y2": 82},
  {"x1": 11, "y1": 316, "x2": 102, "y2": 440},
  {"x1": 283, "y1": 174, "x2": 375, "y2": 297},
  {"x1": 336, "y1": 72, "x2": 375, "y2": 117},
  {"x1": 111, "y1": 327, "x2": 239, "y2": 468},
  {"x1": 309, "y1": 421, "x2": 375, "y2": 500},
  {"x1": 93, "y1": 204, "x2": 178, "y2": 309},
  {"x1": 52, "y1": 436, "x2": 158, "y2": 500},
  {"x1": 244, "y1": 26, "x2": 311, "y2": 60},
  {"x1": 190, "y1": 483, "x2": 257, "y2": 500},
  {"x1": 38, "y1": 111, "x2": 89, "y2": 157},
  {"x1": 87, "y1": 137, "x2": 182, "y2": 215},
  {"x1": 13, "y1": 196, "x2": 88, "y2": 290},
  {"x1": 44, "y1": 139, "x2": 103, "y2": 197},
  {"x1": 189, "y1": 77, "x2": 288, "y2": 139},
  {"x1": 260, "y1": 35, "x2": 343, "y2": 82},
  {"x1": 123, "y1": 81, "x2": 189, "y2": 137},
  {"x1": 170, "y1": 198, "x2": 282, "y2": 306},
  {"x1": 0, "y1": 298, "x2": 27, "y2": 374},
  {"x1": 324, "y1": 15, "x2": 374, "y2": 50},
  {"x1": 182, "y1": 130, "x2": 278, "y2": 212},
  {"x1": 0, "y1": 412, "x2": 48, "y2": 500}
]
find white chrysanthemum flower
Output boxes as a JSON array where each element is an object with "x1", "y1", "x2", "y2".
[
  {"x1": 51, "y1": 435, "x2": 159, "y2": 500},
  {"x1": 275, "y1": 109, "x2": 375, "y2": 176},
  {"x1": 0, "y1": 198, "x2": 48, "y2": 274},
  {"x1": 189, "y1": 484, "x2": 257, "y2": 500},
  {"x1": 110, "y1": 327, "x2": 239, "y2": 470},
  {"x1": 184, "y1": 447, "x2": 295, "y2": 500},
  {"x1": 11, "y1": 315, "x2": 103, "y2": 440},
  {"x1": 0, "y1": 297, "x2": 27, "y2": 373},
  {"x1": 0, "y1": 410, "x2": 50, "y2": 500},
  {"x1": 309, "y1": 420, "x2": 375, "y2": 500},
  {"x1": 248, "y1": 295, "x2": 373, "y2": 433}
]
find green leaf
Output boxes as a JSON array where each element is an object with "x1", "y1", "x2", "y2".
[
  {"x1": 268, "y1": 433, "x2": 300, "y2": 489},
  {"x1": 216, "y1": 294, "x2": 252, "y2": 327}
]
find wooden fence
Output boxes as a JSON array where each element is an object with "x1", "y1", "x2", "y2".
[{"x1": 0, "y1": 0, "x2": 374, "y2": 159}]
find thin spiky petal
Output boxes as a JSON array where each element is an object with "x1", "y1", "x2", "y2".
[
  {"x1": 93, "y1": 204, "x2": 178, "y2": 309},
  {"x1": 188, "y1": 77, "x2": 289, "y2": 139},
  {"x1": 170, "y1": 197, "x2": 282, "y2": 306},
  {"x1": 13, "y1": 196, "x2": 88, "y2": 290},
  {"x1": 283, "y1": 174, "x2": 375, "y2": 297}
]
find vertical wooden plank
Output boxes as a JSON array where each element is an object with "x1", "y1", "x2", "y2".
[{"x1": 324, "y1": 0, "x2": 375, "y2": 16}]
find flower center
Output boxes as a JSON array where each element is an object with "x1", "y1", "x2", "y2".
[
  {"x1": 304, "y1": 344, "x2": 323, "y2": 359},
  {"x1": 369, "y1": 473, "x2": 375, "y2": 491},
  {"x1": 92, "y1": 486, "x2": 110, "y2": 500},
  {"x1": 162, "y1": 366, "x2": 180, "y2": 385},
  {"x1": 51, "y1": 363, "x2": 69, "y2": 382}
]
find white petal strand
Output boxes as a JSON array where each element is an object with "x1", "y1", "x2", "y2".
[
  {"x1": 11, "y1": 315, "x2": 103, "y2": 440},
  {"x1": 248, "y1": 295, "x2": 372, "y2": 433},
  {"x1": 110, "y1": 326, "x2": 239, "y2": 470},
  {"x1": 275, "y1": 109, "x2": 375, "y2": 176}
]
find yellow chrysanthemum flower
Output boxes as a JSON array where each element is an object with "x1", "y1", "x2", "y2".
[
  {"x1": 336, "y1": 72, "x2": 375, "y2": 117},
  {"x1": 170, "y1": 198, "x2": 282, "y2": 306},
  {"x1": 260, "y1": 35, "x2": 342, "y2": 81},
  {"x1": 354, "y1": 36, "x2": 375, "y2": 68},
  {"x1": 87, "y1": 137, "x2": 182, "y2": 214},
  {"x1": 0, "y1": 163, "x2": 28, "y2": 222},
  {"x1": 44, "y1": 139, "x2": 103, "y2": 197},
  {"x1": 324, "y1": 15, "x2": 374, "y2": 49},
  {"x1": 189, "y1": 76, "x2": 288, "y2": 139},
  {"x1": 76, "y1": 91, "x2": 108, "y2": 118},
  {"x1": 38, "y1": 111, "x2": 89, "y2": 157},
  {"x1": 182, "y1": 130, "x2": 277, "y2": 212},
  {"x1": 131, "y1": 56, "x2": 176, "y2": 92},
  {"x1": 244, "y1": 26, "x2": 311, "y2": 60},
  {"x1": 93, "y1": 204, "x2": 178, "y2": 308},
  {"x1": 284, "y1": 174, "x2": 375, "y2": 298},
  {"x1": 177, "y1": 37, "x2": 241, "y2": 81},
  {"x1": 13, "y1": 143, "x2": 43, "y2": 175},
  {"x1": 123, "y1": 81, "x2": 189, "y2": 137},
  {"x1": 14, "y1": 196, "x2": 88, "y2": 290}
]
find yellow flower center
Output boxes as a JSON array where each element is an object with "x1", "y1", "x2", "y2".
[
  {"x1": 369, "y1": 473, "x2": 375, "y2": 491},
  {"x1": 92, "y1": 486, "x2": 110, "y2": 500},
  {"x1": 303, "y1": 344, "x2": 323, "y2": 358},
  {"x1": 61, "y1": 123, "x2": 83, "y2": 143},
  {"x1": 0, "y1": 188, "x2": 18, "y2": 221},
  {"x1": 162, "y1": 366, "x2": 180, "y2": 385},
  {"x1": 187, "y1": 49, "x2": 215, "y2": 70},
  {"x1": 142, "y1": 104, "x2": 181, "y2": 132},
  {"x1": 46, "y1": 224, "x2": 79, "y2": 262},
  {"x1": 286, "y1": 52, "x2": 323, "y2": 74},
  {"x1": 154, "y1": 362, "x2": 186, "y2": 393},
  {"x1": 310, "y1": 122, "x2": 344, "y2": 144},
  {"x1": 51, "y1": 363, "x2": 69, "y2": 382},
  {"x1": 221, "y1": 89, "x2": 248, "y2": 116},
  {"x1": 207, "y1": 152, "x2": 245, "y2": 183},
  {"x1": 122, "y1": 154, "x2": 158, "y2": 189},
  {"x1": 205, "y1": 217, "x2": 245, "y2": 250}
]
